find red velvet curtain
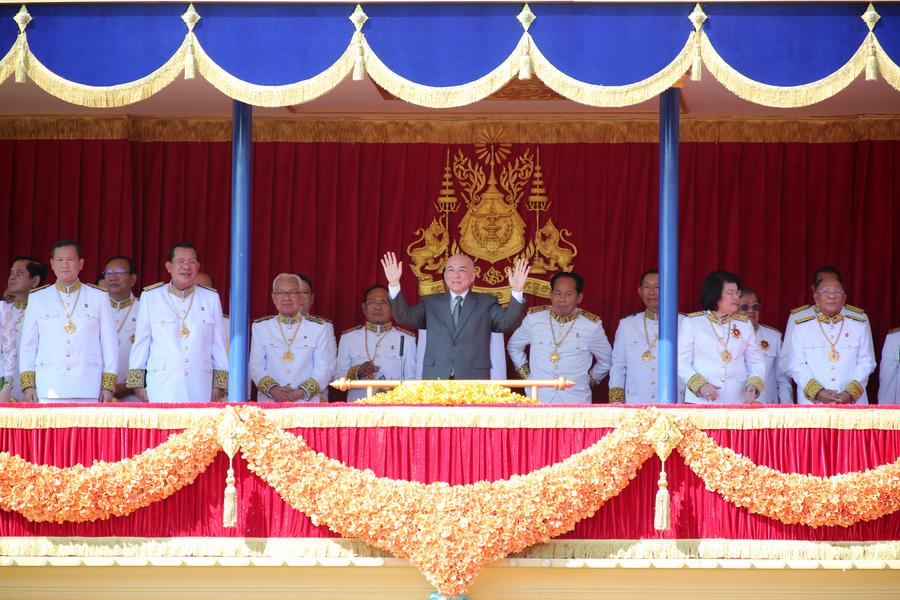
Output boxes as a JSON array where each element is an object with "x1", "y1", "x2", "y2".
[
  {"x1": 1, "y1": 138, "x2": 898, "y2": 394},
  {"x1": 2, "y1": 405, "x2": 900, "y2": 541}
]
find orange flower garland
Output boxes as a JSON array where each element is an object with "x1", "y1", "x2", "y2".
[
  {"x1": 238, "y1": 405, "x2": 656, "y2": 597},
  {"x1": 0, "y1": 414, "x2": 221, "y2": 523},
  {"x1": 355, "y1": 381, "x2": 537, "y2": 405},
  {"x1": 676, "y1": 416, "x2": 900, "y2": 527}
]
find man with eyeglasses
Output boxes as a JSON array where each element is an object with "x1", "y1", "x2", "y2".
[
  {"x1": 879, "y1": 326, "x2": 900, "y2": 404},
  {"x1": 336, "y1": 284, "x2": 417, "y2": 401},
  {"x1": 103, "y1": 256, "x2": 140, "y2": 402},
  {"x1": 0, "y1": 256, "x2": 48, "y2": 402},
  {"x1": 19, "y1": 239, "x2": 118, "y2": 403},
  {"x1": 609, "y1": 269, "x2": 685, "y2": 404},
  {"x1": 787, "y1": 275, "x2": 875, "y2": 404},
  {"x1": 250, "y1": 273, "x2": 336, "y2": 402},
  {"x1": 780, "y1": 265, "x2": 870, "y2": 375},
  {"x1": 508, "y1": 271, "x2": 611, "y2": 404},
  {"x1": 127, "y1": 242, "x2": 228, "y2": 403},
  {"x1": 738, "y1": 288, "x2": 792, "y2": 404}
]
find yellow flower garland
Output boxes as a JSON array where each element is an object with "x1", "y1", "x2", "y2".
[
  {"x1": 0, "y1": 414, "x2": 221, "y2": 523},
  {"x1": 355, "y1": 381, "x2": 538, "y2": 405},
  {"x1": 676, "y1": 416, "x2": 900, "y2": 528},
  {"x1": 238, "y1": 405, "x2": 656, "y2": 596}
]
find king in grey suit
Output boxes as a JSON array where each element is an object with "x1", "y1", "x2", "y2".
[{"x1": 382, "y1": 252, "x2": 529, "y2": 380}]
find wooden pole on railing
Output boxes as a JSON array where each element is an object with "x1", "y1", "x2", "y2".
[{"x1": 330, "y1": 377, "x2": 575, "y2": 402}]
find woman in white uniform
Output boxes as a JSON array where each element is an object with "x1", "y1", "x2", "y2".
[{"x1": 678, "y1": 271, "x2": 766, "y2": 404}]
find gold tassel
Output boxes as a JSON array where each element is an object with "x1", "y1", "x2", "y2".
[
  {"x1": 654, "y1": 464, "x2": 670, "y2": 531},
  {"x1": 184, "y1": 43, "x2": 196, "y2": 80},
  {"x1": 518, "y1": 39, "x2": 532, "y2": 80},
  {"x1": 223, "y1": 459, "x2": 237, "y2": 528},
  {"x1": 15, "y1": 46, "x2": 26, "y2": 83},
  {"x1": 352, "y1": 35, "x2": 365, "y2": 81},
  {"x1": 691, "y1": 51, "x2": 702, "y2": 82},
  {"x1": 866, "y1": 44, "x2": 877, "y2": 81}
]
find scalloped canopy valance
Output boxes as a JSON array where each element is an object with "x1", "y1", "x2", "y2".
[{"x1": 1, "y1": 2, "x2": 898, "y2": 109}]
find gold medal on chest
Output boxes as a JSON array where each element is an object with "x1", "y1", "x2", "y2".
[
  {"x1": 283, "y1": 350, "x2": 295, "y2": 363},
  {"x1": 720, "y1": 349, "x2": 732, "y2": 363},
  {"x1": 828, "y1": 349, "x2": 840, "y2": 362},
  {"x1": 179, "y1": 325, "x2": 191, "y2": 339},
  {"x1": 64, "y1": 320, "x2": 76, "y2": 334},
  {"x1": 549, "y1": 351, "x2": 560, "y2": 364},
  {"x1": 641, "y1": 351, "x2": 653, "y2": 362}
]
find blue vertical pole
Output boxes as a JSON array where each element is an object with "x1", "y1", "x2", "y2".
[
  {"x1": 658, "y1": 88, "x2": 680, "y2": 405},
  {"x1": 229, "y1": 100, "x2": 252, "y2": 402}
]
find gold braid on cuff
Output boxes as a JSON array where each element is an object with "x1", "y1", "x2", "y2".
[
  {"x1": 746, "y1": 376, "x2": 765, "y2": 395},
  {"x1": 19, "y1": 370, "x2": 36, "y2": 391},
  {"x1": 687, "y1": 373, "x2": 708, "y2": 395},
  {"x1": 608, "y1": 387, "x2": 625, "y2": 403},
  {"x1": 515, "y1": 363, "x2": 531, "y2": 379},
  {"x1": 101, "y1": 372, "x2": 118, "y2": 393},
  {"x1": 804, "y1": 379, "x2": 824, "y2": 401},
  {"x1": 845, "y1": 380, "x2": 864, "y2": 401},
  {"x1": 301, "y1": 378, "x2": 321, "y2": 398},
  {"x1": 126, "y1": 368, "x2": 146, "y2": 389},
  {"x1": 257, "y1": 376, "x2": 277, "y2": 397},
  {"x1": 213, "y1": 370, "x2": 229, "y2": 390}
]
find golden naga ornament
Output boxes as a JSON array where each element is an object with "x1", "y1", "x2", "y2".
[{"x1": 405, "y1": 127, "x2": 578, "y2": 302}]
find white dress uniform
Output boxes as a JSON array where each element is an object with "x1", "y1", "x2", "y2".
[
  {"x1": 1, "y1": 299, "x2": 28, "y2": 401},
  {"x1": 19, "y1": 281, "x2": 118, "y2": 402},
  {"x1": 753, "y1": 324, "x2": 794, "y2": 404},
  {"x1": 337, "y1": 322, "x2": 418, "y2": 402},
  {"x1": 110, "y1": 295, "x2": 139, "y2": 402},
  {"x1": 415, "y1": 330, "x2": 508, "y2": 380},
  {"x1": 0, "y1": 301, "x2": 11, "y2": 396},
  {"x1": 507, "y1": 306, "x2": 612, "y2": 404},
  {"x1": 788, "y1": 308, "x2": 876, "y2": 405},
  {"x1": 249, "y1": 313, "x2": 336, "y2": 402},
  {"x1": 678, "y1": 311, "x2": 766, "y2": 404},
  {"x1": 879, "y1": 328, "x2": 900, "y2": 405},
  {"x1": 780, "y1": 304, "x2": 872, "y2": 374},
  {"x1": 609, "y1": 311, "x2": 685, "y2": 404},
  {"x1": 127, "y1": 283, "x2": 228, "y2": 403}
]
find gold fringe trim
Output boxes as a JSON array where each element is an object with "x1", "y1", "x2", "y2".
[
  {"x1": 192, "y1": 34, "x2": 356, "y2": 108},
  {"x1": 700, "y1": 31, "x2": 868, "y2": 108},
  {"x1": 362, "y1": 34, "x2": 522, "y2": 109},
  {"x1": 3, "y1": 405, "x2": 900, "y2": 430},
  {"x1": 25, "y1": 35, "x2": 189, "y2": 108},
  {"x1": 876, "y1": 38, "x2": 900, "y2": 92},
  {"x1": 531, "y1": 32, "x2": 695, "y2": 107},
  {"x1": 3, "y1": 115, "x2": 899, "y2": 144},
  {"x1": 3, "y1": 536, "x2": 900, "y2": 562},
  {"x1": 0, "y1": 36, "x2": 17, "y2": 86}
]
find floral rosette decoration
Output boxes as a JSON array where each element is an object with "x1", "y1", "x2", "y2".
[
  {"x1": 355, "y1": 381, "x2": 538, "y2": 406},
  {"x1": 760, "y1": 340, "x2": 769, "y2": 350}
]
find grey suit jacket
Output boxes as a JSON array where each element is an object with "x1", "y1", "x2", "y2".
[{"x1": 391, "y1": 290, "x2": 526, "y2": 380}]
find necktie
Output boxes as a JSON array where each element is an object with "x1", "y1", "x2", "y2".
[{"x1": 452, "y1": 295, "x2": 463, "y2": 331}]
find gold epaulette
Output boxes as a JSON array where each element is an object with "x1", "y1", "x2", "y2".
[
  {"x1": 732, "y1": 313, "x2": 748, "y2": 322},
  {"x1": 342, "y1": 324, "x2": 364, "y2": 335},
  {"x1": 396, "y1": 326, "x2": 417, "y2": 337},
  {"x1": 687, "y1": 311, "x2": 704, "y2": 317},
  {"x1": 579, "y1": 309, "x2": 601, "y2": 323},
  {"x1": 790, "y1": 304, "x2": 811, "y2": 314},
  {"x1": 306, "y1": 314, "x2": 331, "y2": 325},
  {"x1": 846, "y1": 313, "x2": 866, "y2": 323},
  {"x1": 29, "y1": 284, "x2": 50, "y2": 294},
  {"x1": 795, "y1": 315, "x2": 815, "y2": 325},
  {"x1": 85, "y1": 282, "x2": 104, "y2": 291},
  {"x1": 760, "y1": 324, "x2": 782, "y2": 335},
  {"x1": 889, "y1": 326, "x2": 900, "y2": 335},
  {"x1": 253, "y1": 315, "x2": 275, "y2": 324},
  {"x1": 143, "y1": 282, "x2": 164, "y2": 292},
  {"x1": 528, "y1": 305, "x2": 550, "y2": 314},
  {"x1": 197, "y1": 283, "x2": 218, "y2": 293},
  {"x1": 845, "y1": 304, "x2": 866, "y2": 315}
]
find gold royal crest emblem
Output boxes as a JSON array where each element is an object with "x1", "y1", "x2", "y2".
[{"x1": 407, "y1": 127, "x2": 577, "y2": 301}]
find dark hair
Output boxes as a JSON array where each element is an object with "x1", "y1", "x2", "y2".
[
  {"x1": 167, "y1": 242, "x2": 200, "y2": 263},
  {"x1": 740, "y1": 287, "x2": 762, "y2": 304},
  {"x1": 813, "y1": 265, "x2": 844, "y2": 289},
  {"x1": 550, "y1": 271, "x2": 584, "y2": 294},
  {"x1": 12, "y1": 256, "x2": 48, "y2": 286},
  {"x1": 297, "y1": 273, "x2": 313, "y2": 294},
  {"x1": 699, "y1": 270, "x2": 741, "y2": 311},
  {"x1": 51, "y1": 239, "x2": 82, "y2": 259},
  {"x1": 95, "y1": 272, "x2": 106, "y2": 285},
  {"x1": 362, "y1": 284, "x2": 388, "y2": 303},
  {"x1": 639, "y1": 268, "x2": 659, "y2": 285},
  {"x1": 104, "y1": 255, "x2": 137, "y2": 275}
]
